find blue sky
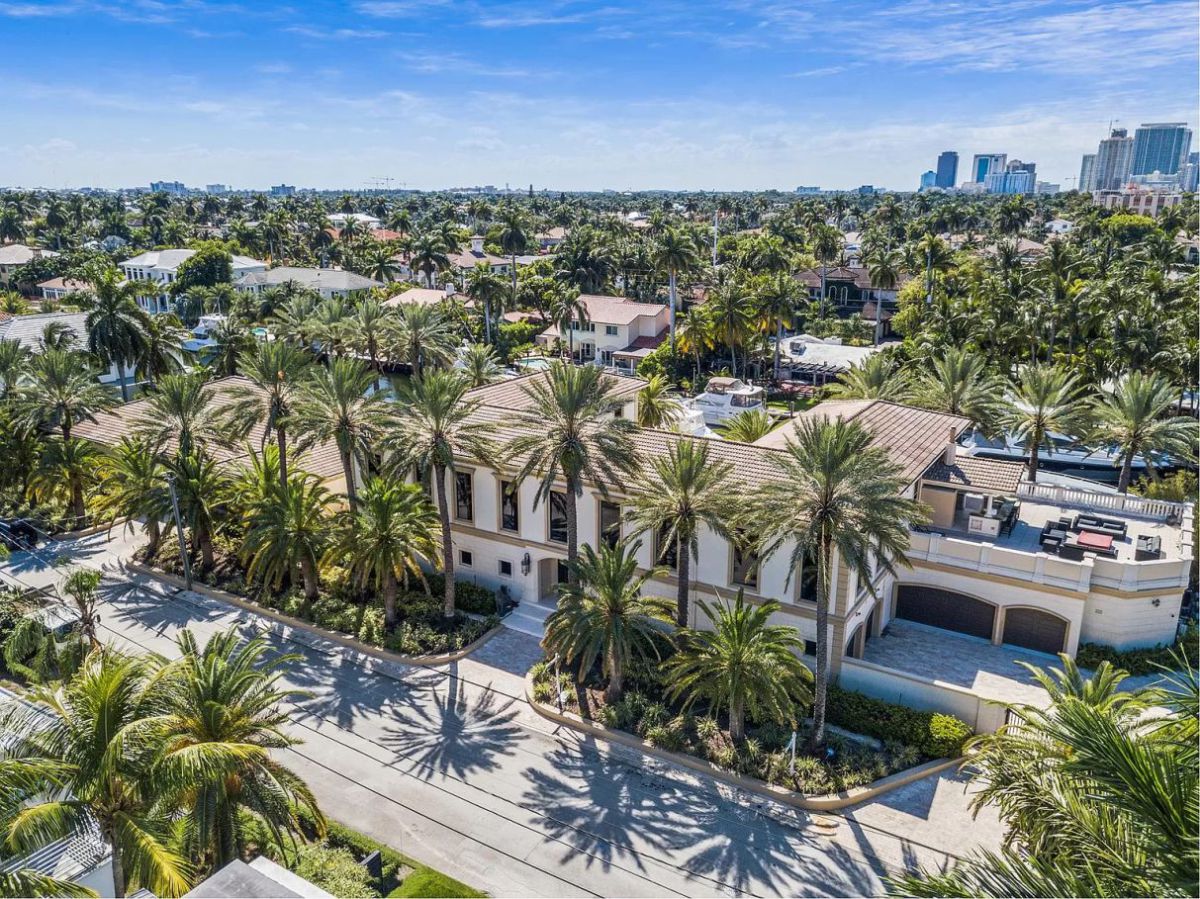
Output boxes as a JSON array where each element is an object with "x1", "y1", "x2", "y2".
[{"x1": 1, "y1": 0, "x2": 1196, "y2": 190}]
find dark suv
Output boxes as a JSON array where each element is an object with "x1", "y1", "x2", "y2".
[{"x1": 0, "y1": 518, "x2": 40, "y2": 551}]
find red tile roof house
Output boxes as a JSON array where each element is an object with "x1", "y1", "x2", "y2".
[{"x1": 535, "y1": 294, "x2": 669, "y2": 371}]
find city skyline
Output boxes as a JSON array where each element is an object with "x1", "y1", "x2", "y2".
[{"x1": 0, "y1": 0, "x2": 1197, "y2": 191}]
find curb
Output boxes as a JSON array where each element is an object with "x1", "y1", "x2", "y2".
[
  {"x1": 524, "y1": 672, "x2": 960, "y2": 811},
  {"x1": 124, "y1": 560, "x2": 504, "y2": 667},
  {"x1": 51, "y1": 517, "x2": 130, "y2": 542}
]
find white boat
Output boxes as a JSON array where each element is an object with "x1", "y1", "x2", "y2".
[
  {"x1": 690, "y1": 377, "x2": 766, "y2": 425},
  {"x1": 960, "y1": 428, "x2": 1154, "y2": 484}
]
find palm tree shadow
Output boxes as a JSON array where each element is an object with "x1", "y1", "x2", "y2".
[
  {"x1": 378, "y1": 672, "x2": 522, "y2": 780},
  {"x1": 284, "y1": 650, "x2": 443, "y2": 730}
]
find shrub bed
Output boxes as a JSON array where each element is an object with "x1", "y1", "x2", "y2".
[
  {"x1": 149, "y1": 534, "x2": 499, "y2": 657},
  {"x1": 530, "y1": 660, "x2": 970, "y2": 797},
  {"x1": 1075, "y1": 624, "x2": 1196, "y2": 676}
]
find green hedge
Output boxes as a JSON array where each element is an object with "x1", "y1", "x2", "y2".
[
  {"x1": 388, "y1": 870, "x2": 483, "y2": 898},
  {"x1": 826, "y1": 686, "x2": 973, "y2": 758},
  {"x1": 1075, "y1": 625, "x2": 1196, "y2": 676}
]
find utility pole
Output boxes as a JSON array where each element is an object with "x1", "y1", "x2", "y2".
[{"x1": 166, "y1": 474, "x2": 192, "y2": 590}]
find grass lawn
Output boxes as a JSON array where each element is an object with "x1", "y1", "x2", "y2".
[{"x1": 388, "y1": 870, "x2": 485, "y2": 898}]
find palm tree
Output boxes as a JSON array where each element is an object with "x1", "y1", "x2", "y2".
[
  {"x1": 544, "y1": 538, "x2": 673, "y2": 703},
  {"x1": 458, "y1": 342, "x2": 503, "y2": 387},
  {"x1": 809, "y1": 223, "x2": 843, "y2": 318},
  {"x1": 676, "y1": 307, "x2": 714, "y2": 386},
  {"x1": 909, "y1": 348, "x2": 1003, "y2": 430},
  {"x1": 496, "y1": 205, "x2": 529, "y2": 306},
  {"x1": 18, "y1": 348, "x2": 114, "y2": 440},
  {"x1": 157, "y1": 628, "x2": 325, "y2": 873},
  {"x1": 750, "y1": 416, "x2": 926, "y2": 750},
  {"x1": 359, "y1": 243, "x2": 401, "y2": 283},
  {"x1": 135, "y1": 372, "x2": 217, "y2": 459},
  {"x1": 635, "y1": 374, "x2": 681, "y2": 429},
  {"x1": 293, "y1": 357, "x2": 390, "y2": 509},
  {"x1": 626, "y1": 439, "x2": 734, "y2": 627},
  {"x1": 665, "y1": 591, "x2": 812, "y2": 742},
  {"x1": 465, "y1": 264, "x2": 507, "y2": 345},
  {"x1": 96, "y1": 437, "x2": 170, "y2": 558},
  {"x1": 222, "y1": 341, "x2": 312, "y2": 490},
  {"x1": 167, "y1": 449, "x2": 229, "y2": 572},
  {"x1": 722, "y1": 408, "x2": 773, "y2": 443},
  {"x1": 507, "y1": 363, "x2": 639, "y2": 583},
  {"x1": 0, "y1": 337, "x2": 29, "y2": 398},
  {"x1": 653, "y1": 227, "x2": 700, "y2": 360},
  {"x1": 707, "y1": 283, "x2": 755, "y2": 376},
  {"x1": 891, "y1": 655, "x2": 1198, "y2": 898},
  {"x1": 0, "y1": 651, "x2": 192, "y2": 898},
  {"x1": 324, "y1": 476, "x2": 440, "y2": 630},
  {"x1": 548, "y1": 287, "x2": 588, "y2": 360},
  {"x1": 82, "y1": 266, "x2": 152, "y2": 403},
  {"x1": 387, "y1": 371, "x2": 497, "y2": 617},
  {"x1": 1002, "y1": 364, "x2": 1085, "y2": 482},
  {"x1": 62, "y1": 567, "x2": 102, "y2": 649},
  {"x1": 863, "y1": 247, "x2": 902, "y2": 346},
  {"x1": 390, "y1": 303, "x2": 455, "y2": 377},
  {"x1": 33, "y1": 436, "x2": 102, "y2": 527},
  {"x1": 205, "y1": 319, "x2": 255, "y2": 377},
  {"x1": 828, "y1": 354, "x2": 908, "y2": 400},
  {"x1": 1087, "y1": 371, "x2": 1195, "y2": 493},
  {"x1": 755, "y1": 273, "x2": 798, "y2": 380},
  {"x1": 346, "y1": 297, "x2": 392, "y2": 391},
  {"x1": 240, "y1": 470, "x2": 332, "y2": 602},
  {"x1": 409, "y1": 231, "x2": 452, "y2": 288},
  {"x1": 133, "y1": 313, "x2": 186, "y2": 385}
]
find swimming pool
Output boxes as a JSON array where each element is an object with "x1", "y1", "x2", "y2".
[{"x1": 514, "y1": 357, "x2": 552, "y2": 371}]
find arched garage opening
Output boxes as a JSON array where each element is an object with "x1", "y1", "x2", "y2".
[
  {"x1": 894, "y1": 585, "x2": 995, "y2": 641},
  {"x1": 1002, "y1": 607, "x2": 1068, "y2": 654}
]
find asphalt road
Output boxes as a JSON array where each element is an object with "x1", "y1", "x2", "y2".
[{"x1": 0, "y1": 529, "x2": 1003, "y2": 897}]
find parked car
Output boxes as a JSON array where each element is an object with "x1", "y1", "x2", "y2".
[{"x1": 0, "y1": 518, "x2": 41, "y2": 551}]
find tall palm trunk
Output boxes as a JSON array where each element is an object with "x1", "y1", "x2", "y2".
[
  {"x1": 675, "y1": 532, "x2": 690, "y2": 627},
  {"x1": 807, "y1": 533, "x2": 833, "y2": 752},
  {"x1": 340, "y1": 449, "x2": 357, "y2": 510},
  {"x1": 199, "y1": 526, "x2": 215, "y2": 572},
  {"x1": 117, "y1": 359, "x2": 130, "y2": 403},
  {"x1": 382, "y1": 567, "x2": 397, "y2": 630},
  {"x1": 566, "y1": 481, "x2": 580, "y2": 587},
  {"x1": 730, "y1": 696, "x2": 746, "y2": 742},
  {"x1": 145, "y1": 518, "x2": 162, "y2": 558},
  {"x1": 277, "y1": 424, "x2": 289, "y2": 492},
  {"x1": 300, "y1": 555, "x2": 319, "y2": 602},
  {"x1": 668, "y1": 270, "x2": 677, "y2": 361},
  {"x1": 434, "y1": 463, "x2": 456, "y2": 617},
  {"x1": 819, "y1": 262, "x2": 827, "y2": 320},
  {"x1": 1026, "y1": 428, "x2": 1042, "y2": 483},
  {"x1": 70, "y1": 476, "x2": 86, "y2": 527},
  {"x1": 774, "y1": 321, "x2": 783, "y2": 380},
  {"x1": 106, "y1": 822, "x2": 127, "y2": 898},
  {"x1": 604, "y1": 646, "x2": 623, "y2": 704},
  {"x1": 1117, "y1": 448, "x2": 1135, "y2": 494}
]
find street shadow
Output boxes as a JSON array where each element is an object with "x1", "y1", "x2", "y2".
[
  {"x1": 285, "y1": 649, "x2": 442, "y2": 730},
  {"x1": 378, "y1": 669, "x2": 522, "y2": 780}
]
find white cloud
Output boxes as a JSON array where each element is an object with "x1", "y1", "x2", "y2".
[{"x1": 285, "y1": 25, "x2": 389, "y2": 39}]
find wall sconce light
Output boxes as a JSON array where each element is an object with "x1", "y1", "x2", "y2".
[
  {"x1": 521, "y1": 553, "x2": 532, "y2": 576},
  {"x1": 1152, "y1": 598, "x2": 1161, "y2": 607}
]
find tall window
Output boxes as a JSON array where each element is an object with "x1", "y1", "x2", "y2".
[
  {"x1": 656, "y1": 524, "x2": 678, "y2": 571},
  {"x1": 501, "y1": 480, "x2": 519, "y2": 532},
  {"x1": 454, "y1": 471, "x2": 473, "y2": 522},
  {"x1": 798, "y1": 544, "x2": 819, "y2": 601},
  {"x1": 599, "y1": 501, "x2": 621, "y2": 549},
  {"x1": 731, "y1": 533, "x2": 760, "y2": 589},
  {"x1": 549, "y1": 491, "x2": 568, "y2": 544}
]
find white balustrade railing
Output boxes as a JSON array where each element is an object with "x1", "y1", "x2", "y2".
[{"x1": 1015, "y1": 482, "x2": 1190, "y2": 522}]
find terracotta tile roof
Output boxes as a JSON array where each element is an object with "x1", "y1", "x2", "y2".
[
  {"x1": 923, "y1": 454, "x2": 1025, "y2": 494},
  {"x1": 464, "y1": 369, "x2": 646, "y2": 413},
  {"x1": 383, "y1": 287, "x2": 454, "y2": 308},
  {"x1": 576, "y1": 294, "x2": 668, "y2": 325},
  {"x1": 73, "y1": 376, "x2": 345, "y2": 482},
  {"x1": 794, "y1": 266, "x2": 912, "y2": 291},
  {"x1": 752, "y1": 399, "x2": 971, "y2": 485}
]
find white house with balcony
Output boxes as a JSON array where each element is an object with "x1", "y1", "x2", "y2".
[
  {"x1": 442, "y1": 384, "x2": 1193, "y2": 734},
  {"x1": 119, "y1": 249, "x2": 267, "y2": 314},
  {"x1": 536, "y1": 294, "x2": 669, "y2": 370},
  {"x1": 234, "y1": 265, "x2": 381, "y2": 299}
]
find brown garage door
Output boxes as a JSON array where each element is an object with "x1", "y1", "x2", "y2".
[
  {"x1": 1002, "y1": 608, "x2": 1067, "y2": 654},
  {"x1": 895, "y1": 585, "x2": 995, "y2": 640}
]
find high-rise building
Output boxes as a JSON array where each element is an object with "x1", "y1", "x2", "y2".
[
  {"x1": 150, "y1": 180, "x2": 186, "y2": 195},
  {"x1": 1131, "y1": 123, "x2": 1192, "y2": 176},
  {"x1": 919, "y1": 170, "x2": 937, "y2": 190},
  {"x1": 1090, "y1": 128, "x2": 1134, "y2": 191},
  {"x1": 971, "y1": 153, "x2": 1006, "y2": 183},
  {"x1": 1079, "y1": 154, "x2": 1097, "y2": 192},
  {"x1": 1182, "y1": 152, "x2": 1200, "y2": 193},
  {"x1": 269, "y1": 184, "x2": 296, "y2": 197},
  {"x1": 985, "y1": 160, "x2": 1036, "y2": 194},
  {"x1": 935, "y1": 151, "x2": 958, "y2": 188},
  {"x1": 205, "y1": 183, "x2": 228, "y2": 194}
]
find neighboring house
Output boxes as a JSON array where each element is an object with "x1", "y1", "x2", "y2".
[
  {"x1": 0, "y1": 687, "x2": 116, "y2": 897},
  {"x1": 327, "y1": 212, "x2": 381, "y2": 230},
  {"x1": 0, "y1": 311, "x2": 124, "y2": 387},
  {"x1": 383, "y1": 286, "x2": 456, "y2": 308},
  {"x1": 235, "y1": 266, "x2": 382, "y2": 299},
  {"x1": 447, "y1": 236, "x2": 513, "y2": 280},
  {"x1": 535, "y1": 294, "x2": 669, "y2": 370},
  {"x1": 1044, "y1": 218, "x2": 1074, "y2": 235},
  {"x1": 776, "y1": 334, "x2": 881, "y2": 384},
  {"x1": 537, "y1": 226, "x2": 567, "y2": 250},
  {"x1": 979, "y1": 237, "x2": 1047, "y2": 261},
  {"x1": 1093, "y1": 187, "x2": 1182, "y2": 217},
  {"x1": 443, "y1": 382, "x2": 1192, "y2": 733},
  {"x1": 0, "y1": 244, "x2": 58, "y2": 290},
  {"x1": 184, "y1": 856, "x2": 332, "y2": 898},
  {"x1": 119, "y1": 249, "x2": 267, "y2": 314},
  {"x1": 38, "y1": 277, "x2": 91, "y2": 301},
  {"x1": 794, "y1": 265, "x2": 911, "y2": 319}
]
